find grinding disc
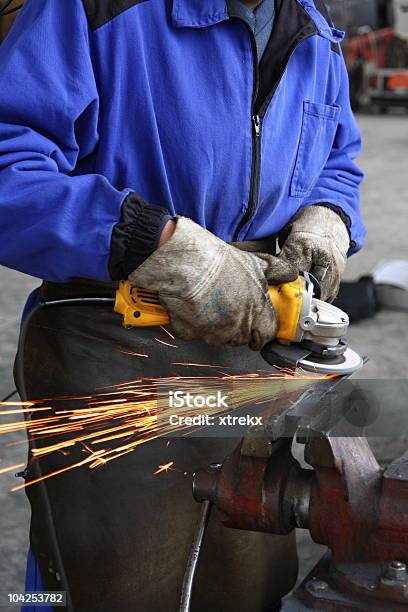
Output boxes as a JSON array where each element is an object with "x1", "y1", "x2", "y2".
[
  {"x1": 261, "y1": 342, "x2": 364, "y2": 376},
  {"x1": 298, "y1": 347, "x2": 364, "y2": 376}
]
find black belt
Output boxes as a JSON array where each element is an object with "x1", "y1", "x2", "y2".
[{"x1": 40, "y1": 278, "x2": 118, "y2": 301}]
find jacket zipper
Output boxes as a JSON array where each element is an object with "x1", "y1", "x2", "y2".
[
  {"x1": 233, "y1": 24, "x2": 260, "y2": 242},
  {"x1": 232, "y1": 26, "x2": 317, "y2": 241}
]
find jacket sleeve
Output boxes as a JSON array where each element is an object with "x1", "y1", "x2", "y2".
[
  {"x1": 302, "y1": 53, "x2": 366, "y2": 255},
  {"x1": 0, "y1": 0, "x2": 168, "y2": 282}
]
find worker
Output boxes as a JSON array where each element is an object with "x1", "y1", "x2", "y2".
[{"x1": 0, "y1": 0, "x2": 365, "y2": 610}]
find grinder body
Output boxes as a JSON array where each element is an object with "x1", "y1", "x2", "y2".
[{"x1": 114, "y1": 277, "x2": 363, "y2": 375}]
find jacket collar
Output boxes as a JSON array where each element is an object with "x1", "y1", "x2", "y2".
[
  {"x1": 171, "y1": 0, "x2": 228, "y2": 28},
  {"x1": 171, "y1": 0, "x2": 344, "y2": 43},
  {"x1": 296, "y1": 0, "x2": 344, "y2": 43}
]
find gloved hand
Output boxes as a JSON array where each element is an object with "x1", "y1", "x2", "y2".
[
  {"x1": 279, "y1": 206, "x2": 350, "y2": 303},
  {"x1": 129, "y1": 217, "x2": 297, "y2": 350}
]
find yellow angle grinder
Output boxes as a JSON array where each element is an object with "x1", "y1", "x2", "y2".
[{"x1": 114, "y1": 273, "x2": 363, "y2": 375}]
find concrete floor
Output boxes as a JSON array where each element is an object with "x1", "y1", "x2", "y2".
[
  {"x1": 0, "y1": 113, "x2": 407, "y2": 601},
  {"x1": 344, "y1": 113, "x2": 408, "y2": 381},
  {"x1": 0, "y1": 269, "x2": 38, "y2": 594}
]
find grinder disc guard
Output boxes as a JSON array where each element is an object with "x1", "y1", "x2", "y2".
[
  {"x1": 261, "y1": 341, "x2": 363, "y2": 376},
  {"x1": 261, "y1": 273, "x2": 364, "y2": 376}
]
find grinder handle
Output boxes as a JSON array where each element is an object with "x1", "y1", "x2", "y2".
[
  {"x1": 115, "y1": 278, "x2": 304, "y2": 342},
  {"x1": 268, "y1": 277, "x2": 304, "y2": 343},
  {"x1": 114, "y1": 281, "x2": 170, "y2": 327}
]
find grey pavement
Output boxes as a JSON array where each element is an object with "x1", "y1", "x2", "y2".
[
  {"x1": 345, "y1": 113, "x2": 408, "y2": 381},
  {"x1": 0, "y1": 113, "x2": 407, "y2": 599},
  {"x1": 0, "y1": 269, "x2": 38, "y2": 594}
]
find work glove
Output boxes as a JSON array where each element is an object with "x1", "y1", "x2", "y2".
[
  {"x1": 129, "y1": 217, "x2": 297, "y2": 350},
  {"x1": 279, "y1": 206, "x2": 350, "y2": 303}
]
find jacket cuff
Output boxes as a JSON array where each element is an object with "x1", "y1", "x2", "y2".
[{"x1": 109, "y1": 193, "x2": 172, "y2": 280}]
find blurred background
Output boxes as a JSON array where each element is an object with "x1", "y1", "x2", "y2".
[{"x1": 0, "y1": 0, "x2": 407, "y2": 599}]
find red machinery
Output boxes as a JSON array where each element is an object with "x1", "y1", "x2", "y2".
[
  {"x1": 327, "y1": 0, "x2": 408, "y2": 110},
  {"x1": 190, "y1": 376, "x2": 408, "y2": 611}
]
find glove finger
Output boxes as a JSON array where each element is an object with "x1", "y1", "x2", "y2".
[
  {"x1": 249, "y1": 303, "x2": 278, "y2": 351},
  {"x1": 310, "y1": 266, "x2": 329, "y2": 301},
  {"x1": 311, "y1": 265, "x2": 340, "y2": 303},
  {"x1": 325, "y1": 274, "x2": 342, "y2": 304},
  {"x1": 306, "y1": 246, "x2": 332, "y2": 300},
  {"x1": 249, "y1": 328, "x2": 264, "y2": 351},
  {"x1": 257, "y1": 252, "x2": 299, "y2": 285},
  {"x1": 279, "y1": 243, "x2": 312, "y2": 276},
  {"x1": 310, "y1": 264, "x2": 329, "y2": 288}
]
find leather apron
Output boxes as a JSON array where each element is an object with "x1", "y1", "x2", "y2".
[{"x1": 14, "y1": 280, "x2": 298, "y2": 612}]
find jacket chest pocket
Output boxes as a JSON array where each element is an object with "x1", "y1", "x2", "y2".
[{"x1": 290, "y1": 101, "x2": 341, "y2": 198}]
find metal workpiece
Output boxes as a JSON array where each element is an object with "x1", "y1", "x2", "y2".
[
  {"x1": 192, "y1": 463, "x2": 221, "y2": 504},
  {"x1": 306, "y1": 436, "x2": 383, "y2": 563},
  {"x1": 282, "y1": 467, "x2": 313, "y2": 530},
  {"x1": 192, "y1": 382, "x2": 408, "y2": 611},
  {"x1": 192, "y1": 375, "x2": 376, "y2": 537},
  {"x1": 193, "y1": 433, "x2": 389, "y2": 551},
  {"x1": 295, "y1": 438, "x2": 408, "y2": 610},
  {"x1": 383, "y1": 561, "x2": 408, "y2": 583},
  {"x1": 290, "y1": 554, "x2": 408, "y2": 611},
  {"x1": 193, "y1": 437, "x2": 311, "y2": 535},
  {"x1": 305, "y1": 578, "x2": 329, "y2": 597},
  {"x1": 240, "y1": 434, "x2": 274, "y2": 458},
  {"x1": 265, "y1": 373, "x2": 371, "y2": 442},
  {"x1": 179, "y1": 500, "x2": 213, "y2": 612}
]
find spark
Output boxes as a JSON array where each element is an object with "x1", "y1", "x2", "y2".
[
  {"x1": 12, "y1": 454, "x2": 100, "y2": 492},
  {"x1": 160, "y1": 326, "x2": 175, "y2": 340},
  {"x1": 154, "y1": 461, "x2": 174, "y2": 475},
  {"x1": 0, "y1": 406, "x2": 51, "y2": 415},
  {"x1": 0, "y1": 367, "x2": 326, "y2": 491},
  {"x1": 120, "y1": 350, "x2": 149, "y2": 358},
  {"x1": 0, "y1": 402, "x2": 34, "y2": 407},
  {"x1": 154, "y1": 338, "x2": 178, "y2": 349},
  {"x1": 0, "y1": 463, "x2": 25, "y2": 475}
]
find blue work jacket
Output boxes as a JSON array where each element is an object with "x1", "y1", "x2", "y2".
[{"x1": 0, "y1": 0, "x2": 365, "y2": 283}]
